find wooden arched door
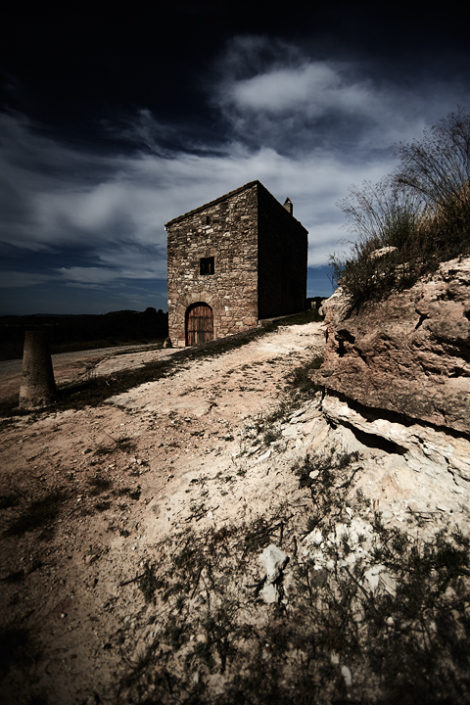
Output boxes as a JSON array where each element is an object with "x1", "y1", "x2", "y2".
[{"x1": 185, "y1": 302, "x2": 214, "y2": 346}]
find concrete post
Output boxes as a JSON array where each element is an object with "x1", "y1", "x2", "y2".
[{"x1": 19, "y1": 329, "x2": 56, "y2": 410}]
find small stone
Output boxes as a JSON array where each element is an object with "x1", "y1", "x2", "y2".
[
  {"x1": 341, "y1": 665, "x2": 352, "y2": 687},
  {"x1": 304, "y1": 528, "x2": 323, "y2": 547},
  {"x1": 364, "y1": 565, "x2": 382, "y2": 592},
  {"x1": 259, "y1": 544, "x2": 289, "y2": 583},
  {"x1": 260, "y1": 583, "x2": 278, "y2": 604},
  {"x1": 379, "y1": 572, "x2": 397, "y2": 596}
]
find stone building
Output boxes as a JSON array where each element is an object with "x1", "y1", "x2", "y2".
[{"x1": 166, "y1": 180, "x2": 308, "y2": 347}]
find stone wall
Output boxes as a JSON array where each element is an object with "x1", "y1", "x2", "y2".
[
  {"x1": 257, "y1": 185, "x2": 308, "y2": 318},
  {"x1": 167, "y1": 182, "x2": 259, "y2": 347}
]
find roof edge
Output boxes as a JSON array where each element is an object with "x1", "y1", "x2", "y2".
[
  {"x1": 165, "y1": 179, "x2": 308, "y2": 233},
  {"x1": 165, "y1": 180, "x2": 261, "y2": 227}
]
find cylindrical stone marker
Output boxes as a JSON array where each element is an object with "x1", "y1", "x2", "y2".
[{"x1": 19, "y1": 329, "x2": 56, "y2": 409}]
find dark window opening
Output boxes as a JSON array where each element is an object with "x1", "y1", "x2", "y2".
[
  {"x1": 205, "y1": 215, "x2": 211, "y2": 225},
  {"x1": 200, "y1": 257, "x2": 215, "y2": 275}
]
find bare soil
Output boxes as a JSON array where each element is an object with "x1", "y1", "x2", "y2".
[{"x1": 0, "y1": 322, "x2": 324, "y2": 705}]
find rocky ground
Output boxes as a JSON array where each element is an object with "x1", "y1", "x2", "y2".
[{"x1": 1, "y1": 314, "x2": 469, "y2": 705}]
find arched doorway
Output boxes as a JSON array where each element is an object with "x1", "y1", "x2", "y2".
[{"x1": 185, "y1": 302, "x2": 214, "y2": 346}]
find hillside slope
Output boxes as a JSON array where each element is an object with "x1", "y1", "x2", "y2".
[{"x1": 1, "y1": 312, "x2": 469, "y2": 704}]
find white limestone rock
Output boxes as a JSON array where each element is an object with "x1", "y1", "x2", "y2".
[{"x1": 259, "y1": 544, "x2": 288, "y2": 583}]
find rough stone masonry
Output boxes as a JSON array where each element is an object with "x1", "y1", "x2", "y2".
[{"x1": 166, "y1": 180, "x2": 308, "y2": 347}]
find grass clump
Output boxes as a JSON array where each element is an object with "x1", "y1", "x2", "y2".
[
  {"x1": 331, "y1": 109, "x2": 470, "y2": 307},
  {"x1": 262, "y1": 428, "x2": 277, "y2": 446}
]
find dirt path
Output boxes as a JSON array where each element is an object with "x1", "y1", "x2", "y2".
[
  {"x1": 0, "y1": 321, "x2": 325, "y2": 705},
  {"x1": 0, "y1": 342, "x2": 178, "y2": 402}
]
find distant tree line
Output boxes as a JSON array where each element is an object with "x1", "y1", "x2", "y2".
[
  {"x1": 0, "y1": 308, "x2": 168, "y2": 360},
  {"x1": 330, "y1": 108, "x2": 470, "y2": 306}
]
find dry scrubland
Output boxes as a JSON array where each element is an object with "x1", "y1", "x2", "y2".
[
  {"x1": 1, "y1": 307, "x2": 470, "y2": 705},
  {"x1": 2, "y1": 110, "x2": 470, "y2": 704}
]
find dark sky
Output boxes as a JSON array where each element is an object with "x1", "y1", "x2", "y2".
[{"x1": 1, "y1": 2, "x2": 469, "y2": 313}]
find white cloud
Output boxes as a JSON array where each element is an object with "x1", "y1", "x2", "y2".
[
  {"x1": 97, "y1": 246, "x2": 167, "y2": 279},
  {"x1": 57, "y1": 251, "x2": 167, "y2": 284},
  {"x1": 228, "y1": 62, "x2": 370, "y2": 116},
  {"x1": 0, "y1": 109, "x2": 415, "y2": 275},
  {"x1": 215, "y1": 36, "x2": 467, "y2": 155},
  {"x1": 1, "y1": 35, "x2": 469, "y2": 308},
  {"x1": 307, "y1": 222, "x2": 354, "y2": 267}
]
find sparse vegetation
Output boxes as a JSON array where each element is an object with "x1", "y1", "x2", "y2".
[
  {"x1": 1, "y1": 296, "x2": 468, "y2": 704},
  {"x1": 113, "y1": 449, "x2": 470, "y2": 704},
  {"x1": 331, "y1": 109, "x2": 470, "y2": 306},
  {"x1": 262, "y1": 428, "x2": 277, "y2": 446},
  {"x1": 252, "y1": 355, "x2": 324, "y2": 448}
]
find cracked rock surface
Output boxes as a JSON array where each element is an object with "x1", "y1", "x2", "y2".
[{"x1": 319, "y1": 257, "x2": 470, "y2": 434}]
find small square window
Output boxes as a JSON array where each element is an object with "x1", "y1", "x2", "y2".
[{"x1": 200, "y1": 257, "x2": 214, "y2": 275}]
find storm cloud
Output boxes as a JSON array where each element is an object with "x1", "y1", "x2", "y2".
[{"x1": 1, "y1": 34, "x2": 469, "y2": 313}]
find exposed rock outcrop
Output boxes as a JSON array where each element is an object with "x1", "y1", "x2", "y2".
[{"x1": 318, "y1": 257, "x2": 470, "y2": 435}]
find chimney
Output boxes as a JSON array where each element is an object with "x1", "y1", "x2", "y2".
[{"x1": 283, "y1": 197, "x2": 293, "y2": 215}]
